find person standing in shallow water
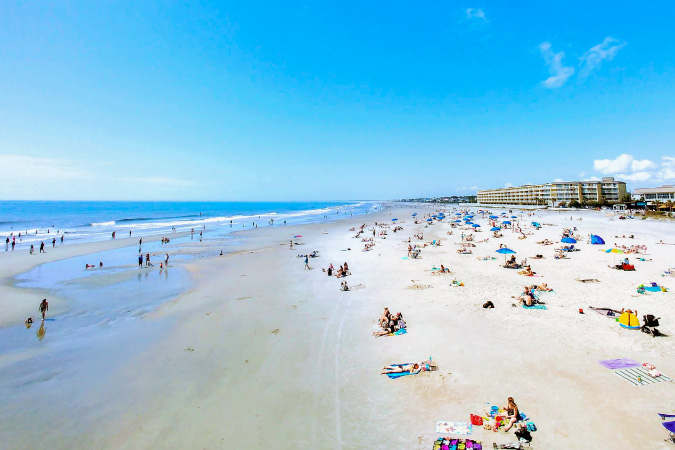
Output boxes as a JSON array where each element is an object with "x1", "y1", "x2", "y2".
[
  {"x1": 39, "y1": 241, "x2": 45, "y2": 253},
  {"x1": 39, "y1": 299, "x2": 49, "y2": 320}
]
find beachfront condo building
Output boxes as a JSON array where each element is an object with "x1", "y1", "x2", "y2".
[
  {"x1": 633, "y1": 185, "x2": 675, "y2": 202},
  {"x1": 477, "y1": 177, "x2": 627, "y2": 206}
]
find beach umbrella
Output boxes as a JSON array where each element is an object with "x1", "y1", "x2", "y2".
[
  {"x1": 561, "y1": 237, "x2": 577, "y2": 244},
  {"x1": 531, "y1": 221, "x2": 541, "y2": 227},
  {"x1": 427, "y1": 218, "x2": 433, "y2": 222},
  {"x1": 606, "y1": 247, "x2": 624, "y2": 264},
  {"x1": 511, "y1": 215, "x2": 518, "y2": 218},
  {"x1": 472, "y1": 224, "x2": 480, "y2": 228},
  {"x1": 490, "y1": 227, "x2": 501, "y2": 231},
  {"x1": 502, "y1": 220, "x2": 511, "y2": 225},
  {"x1": 489, "y1": 215, "x2": 498, "y2": 219},
  {"x1": 455, "y1": 213, "x2": 462, "y2": 216},
  {"x1": 412, "y1": 213, "x2": 417, "y2": 216},
  {"x1": 454, "y1": 220, "x2": 462, "y2": 223},
  {"x1": 294, "y1": 235, "x2": 302, "y2": 238},
  {"x1": 496, "y1": 247, "x2": 516, "y2": 263},
  {"x1": 392, "y1": 218, "x2": 398, "y2": 221}
]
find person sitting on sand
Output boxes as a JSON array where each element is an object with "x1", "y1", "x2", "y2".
[
  {"x1": 496, "y1": 397, "x2": 520, "y2": 432},
  {"x1": 379, "y1": 308, "x2": 391, "y2": 327},
  {"x1": 25, "y1": 316, "x2": 34, "y2": 325},
  {"x1": 518, "y1": 266, "x2": 535, "y2": 276},
  {"x1": 517, "y1": 288, "x2": 535, "y2": 306},
  {"x1": 439, "y1": 264, "x2": 449, "y2": 273},
  {"x1": 341, "y1": 281, "x2": 349, "y2": 291},
  {"x1": 395, "y1": 313, "x2": 406, "y2": 330}
]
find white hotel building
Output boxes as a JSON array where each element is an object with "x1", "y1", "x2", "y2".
[{"x1": 477, "y1": 177, "x2": 627, "y2": 206}]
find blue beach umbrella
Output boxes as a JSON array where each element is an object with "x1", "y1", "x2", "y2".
[
  {"x1": 511, "y1": 215, "x2": 518, "y2": 218},
  {"x1": 427, "y1": 218, "x2": 433, "y2": 222},
  {"x1": 472, "y1": 224, "x2": 480, "y2": 228},
  {"x1": 531, "y1": 222, "x2": 541, "y2": 227},
  {"x1": 412, "y1": 213, "x2": 417, "y2": 216},
  {"x1": 496, "y1": 248, "x2": 516, "y2": 254},
  {"x1": 561, "y1": 237, "x2": 576, "y2": 243},
  {"x1": 502, "y1": 220, "x2": 511, "y2": 225},
  {"x1": 489, "y1": 215, "x2": 498, "y2": 219},
  {"x1": 490, "y1": 227, "x2": 501, "y2": 231},
  {"x1": 392, "y1": 218, "x2": 398, "y2": 221}
]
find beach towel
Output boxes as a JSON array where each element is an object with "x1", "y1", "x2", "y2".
[
  {"x1": 384, "y1": 328, "x2": 407, "y2": 337},
  {"x1": 644, "y1": 286, "x2": 665, "y2": 292},
  {"x1": 435, "y1": 421, "x2": 472, "y2": 435},
  {"x1": 522, "y1": 304, "x2": 547, "y2": 310},
  {"x1": 599, "y1": 358, "x2": 640, "y2": 370},
  {"x1": 614, "y1": 366, "x2": 672, "y2": 386},
  {"x1": 384, "y1": 362, "x2": 420, "y2": 379}
]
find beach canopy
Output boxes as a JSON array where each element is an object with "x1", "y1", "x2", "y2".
[
  {"x1": 561, "y1": 237, "x2": 577, "y2": 243},
  {"x1": 502, "y1": 220, "x2": 511, "y2": 225},
  {"x1": 392, "y1": 218, "x2": 398, "y2": 221},
  {"x1": 590, "y1": 235, "x2": 605, "y2": 245},
  {"x1": 618, "y1": 312, "x2": 640, "y2": 329},
  {"x1": 490, "y1": 227, "x2": 501, "y2": 231},
  {"x1": 489, "y1": 215, "x2": 498, "y2": 219},
  {"x1": 496, "y1": 248, "x2": 516, "y2": 254},
  {"x1": 472, "y1": 224, "x2": 480, "y2": 227},
  {"x1": 605, "y1": 248, "x2": 624, "y2": 253}
]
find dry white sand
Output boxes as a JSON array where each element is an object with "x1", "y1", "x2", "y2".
[{"x1": 1, "y1": 206, "x2": 674, "y2": 449}]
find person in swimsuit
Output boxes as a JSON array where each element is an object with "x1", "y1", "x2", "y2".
[
  {"x1": 499, "y1": 397, "x2": 519, "y2": 431},
  {"x1": 39, "y1": 299, "x2": 49, "y2": 320}
]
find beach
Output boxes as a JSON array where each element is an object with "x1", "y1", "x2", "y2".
[{"x1": 1, "y1": 204, "x2": 674, "y2": 449}]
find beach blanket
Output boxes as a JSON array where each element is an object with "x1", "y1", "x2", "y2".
[
  {"x1": 435, "y1": 421, "x2": 472, "y2": 435},
  {"x1": 383, "y1": 328, "x2": 407, "y2": 337},
  {"x1": 523, "y1": 304, "x2": 547, "y2": 310},
  {"x1": 599, "y1": 358, "x2": 640, "y2": 370},
  {"x1": 385, "y1": 362, "x2": 418, "y2": 379},
  {"x1": 644, "y1": 286, "x2": 665, "y2": 292},
  {"x1": 590, "y1": 307, "x2": 621, "y2": 318},
  {"x1": 432, "y1": 438, "x2": 482, "y2": 450},
  {"x1": 614, "y1": 366, "x2": 672, "y2": 386}
]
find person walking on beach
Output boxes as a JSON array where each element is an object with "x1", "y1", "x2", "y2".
[
  {"x1": 60, "y1": 235, "x2": 64, "y2": 244},
  {"x1": 39, "y1": 299, "x2": 49, "y2": 320},
  {"x1": 304, "y1": 255, "x2": 311, "y2": 270},
  {"x1": 165, "y1": 253, "x2": 169, "y2": 266},
  {"x1": 112, "y1": 231, "x2": 116, "y2": 239},
  {"x1": 30, "y1": 245, "x2": 34, "y2": 255},
  {"x1": 52, "y1": 237, "x2": 56, "y2": 248},
  {"x1": 138, "y1": 255, "x2": 143, "y2": 267},
  {"x1": 39, "y1": 241, "x2": 45, "y2": 253}
]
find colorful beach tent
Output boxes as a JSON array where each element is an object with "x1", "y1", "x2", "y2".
[
  {"x1": 618, "y1": 312, "x2": 640, "y2": 329},
  {"x1": 590, "y1": 235, "x2": 605, "y2": 245}
]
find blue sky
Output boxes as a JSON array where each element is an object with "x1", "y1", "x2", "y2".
[{"x1": 0, "y1": 1, "x2": 673, "y2": 200}]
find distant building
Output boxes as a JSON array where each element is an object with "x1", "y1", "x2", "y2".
[
  {"x1": 633, "y1": 185, "x2": 675, "y2": 202},
  {"x1": 477, "y1": 177, "x2": 627, "y2": 206}
]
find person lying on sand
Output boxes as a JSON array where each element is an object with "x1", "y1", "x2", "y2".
[
  {"x1": 381, "y1": 358, "x2": 433, "y2": 375},
  {"x1": 439, "y1": 264, "x2": 450, "y2": 273}
]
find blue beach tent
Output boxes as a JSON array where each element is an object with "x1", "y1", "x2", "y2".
[{"x1": 590, "y1": 235, "x2": 605, "y2": 245}]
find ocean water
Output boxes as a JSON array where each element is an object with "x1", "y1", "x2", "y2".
[{"x1": 0, "y1": 200, "x2": 380, "y2": 246}]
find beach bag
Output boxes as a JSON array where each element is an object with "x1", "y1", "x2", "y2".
[
  {"x1": 470, "y1": 414, "x2": 483, "y2": 426},
  {"x1": 643, "y1": 315, "x2": 660, "y2": 327}
]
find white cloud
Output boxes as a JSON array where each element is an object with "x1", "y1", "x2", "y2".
[
  {"x1": 591, "y1": 154, "x2": 674, "y2": 185},
  {"x1": 466, "y1": 8, "x2": 486, "y2": 20},
  {"x1": 505, "y1": 182, "x2": 513, "y2": 188},
  {"x1": 539, "y1": 42, "x2": 575, "y2": 88},
  {"x1": 553, "y1": 178, "x2": 563, "y2": 182},
  {"x1": 594, "y1": 154, "x2": 656, "y2": 174},
  {"x1": 469, "y1": 185, "x2": 478, "y2": 191},
  {"x1": 580, "y1": 37, "x2": 626, "y2": 77},
  {"x1": 0, "y1": 154, "x2": 197, "y2": 199}
]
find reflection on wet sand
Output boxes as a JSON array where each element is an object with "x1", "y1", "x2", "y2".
[{"x1": 37, "y1": 322, "x2": 46, "y2": 341}]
